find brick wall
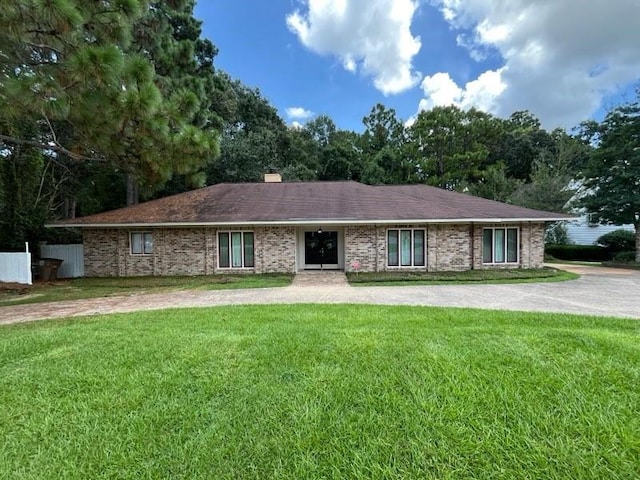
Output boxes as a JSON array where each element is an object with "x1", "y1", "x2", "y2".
[
  {"x1": 83, "y1": 222, "x2": 546, "y2": 276},
  {"x1": 83, "y1": 226, "x2": 296, "y2": 277},
  {"x1": 83, "y1": 230, "x2": 119, "y2": 277},
  {"x1": 253, "y1": 226, "x2": 296, "y2": 274},
  {"x1": 428, "y1": 224, "x2": 473, "y2": 271},
  {"x1": 344, "y1": 223, "x2": 545, "y2": 273},
  {"x1": 345, "y1": 224, "x2": 471, "y2": 273},
  {"x1": 344, "y1": 225, "x2": 378, "y2": 272},
  {"x1": 472, "y1": 222, "x2": 545, "y2": 269}
]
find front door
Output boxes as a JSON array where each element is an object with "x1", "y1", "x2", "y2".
[{"x1": 304, "y1": 231, "x2": 338, "y2": 269}]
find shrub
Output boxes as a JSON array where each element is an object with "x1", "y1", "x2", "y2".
[
  {"x1": 597, "y1": 229, "x2": 635, "y2": 253},
  {"x1": 544, "y1": 244, "x2": 610, "y2": 261},
  {"x1": 612, "y1": 251, "x2": 636, "y2": 263}
]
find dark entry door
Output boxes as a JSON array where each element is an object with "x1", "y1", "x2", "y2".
[{"x1": 304, "y1": 231, "x2": 338, "y2": 268}]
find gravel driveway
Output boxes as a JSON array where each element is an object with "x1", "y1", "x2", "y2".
[{"x1": 1, "y1": 264, "x2": 638, "y2": 325}]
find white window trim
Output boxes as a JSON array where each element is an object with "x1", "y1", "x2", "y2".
[
  {"x1": 482, "y1": 227, "x2": 520, "y2": 265},
  {"x1": 130, "y1": 231, "x2": 153, "y2": 256},
  {"x1": 386, "y1": 228, "x2": 426, "y2": 268},
  {"x1": 217, "y1": 231, "x2": 255, "y2": 269}
]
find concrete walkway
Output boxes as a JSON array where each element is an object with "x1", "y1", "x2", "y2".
[{"x1": 1, "y1": 265, "x2": 638, "y2": 325}]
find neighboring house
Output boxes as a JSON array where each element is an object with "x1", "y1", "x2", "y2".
[
  {"x1": 566, "y1": 214, "x2": 635, "y2": 245},
  {"x1": 49, "y1": 176, "x2": 569, "y2": 277}
]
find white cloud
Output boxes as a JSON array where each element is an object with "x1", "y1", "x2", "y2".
[
  {"x1": 286, "y1": 106, "x2": 315, "y2": 120},
  {"x1": 418, "y1": 69, "x2": 506, "y2": 112},
  {"x1": 286, "y1": 0, "x2": 422, "y2": 95},
  {"x1": 411, "y1": 69, "x2": 505, "y2": 126},
  {"x1": 421, "y1": 0, "x2": 640, "y2": 128}
]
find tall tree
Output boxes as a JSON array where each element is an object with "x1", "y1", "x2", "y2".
[
  {"x1": 207, "y1": 82, "x2": 288, "y2": 183},
  {"x1": 0, "y1": 0, "x2": 220, "y2": 212},
  {"x1": 360, "y1": 104, "x2": 407, "y2": 184},
  {"x1": 492, "y1": 111, "x2": 556, "y2": 180},
  {"x1": 580, "y1": 93, "x2": 640, "y2": 261},
  {"x1": 1, "y1": 0, "x2": 148, "y2": 159},
  {"x1": 120, "y1": 0, "x2": 221, "y2": 203},
  {"x1": 0, "y1": 142, "x2": 46, "y2": 250},
  {"x1": 464, "y1": 163, "x2": 522, "y2": 202},
  {"x1": 509, "y1": 160, "x2": 573, "y2": 213},
  {"x1": 362, "y1": 104, "x2": 405, "y2": 152},
  {"x1": 408, "y1": 106, "x2": 500, "y2": 189}
]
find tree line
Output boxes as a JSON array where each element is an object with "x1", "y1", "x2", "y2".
[{"x1": 1, "y1": 1, "x2": 638, "y2": 260}]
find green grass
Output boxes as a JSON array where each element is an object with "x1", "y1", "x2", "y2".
[
  {"x1": 1, "y1": 305, "x2": 638, "y2": 479},
  {"x1": 347, "y1": 267, "x2": 577, "y2": 286},
  {"x1": 0, "y1": 273, "x2": 293, "y2": 306}
]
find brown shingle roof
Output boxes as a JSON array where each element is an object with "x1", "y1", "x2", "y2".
[{"x1": 51, "y1": 181, "x2": 571, "y2": 227}]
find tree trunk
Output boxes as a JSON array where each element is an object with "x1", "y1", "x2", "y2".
[
  {"x1": 62, "y1": 197, "x2": 77, "y2": 219},
  {"x1": 126, "y1": 173, "x2": 139, "y2": 206}
]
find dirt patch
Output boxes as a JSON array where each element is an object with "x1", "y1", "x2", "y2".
[{"x1": 0, "y1": 282, "x2": 31, "y2": 292}]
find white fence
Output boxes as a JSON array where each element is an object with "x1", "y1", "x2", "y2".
[
  {"x1": 40, "y1": 244, "x2": 84, "y2": 278},
  {"x1": 0, "y1": 251, "x2": 32, "y2": 285}
]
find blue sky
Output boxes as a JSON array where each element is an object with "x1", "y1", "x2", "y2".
[{"x1": 195, "y1": 0, "x2": 640, "y2": 132}]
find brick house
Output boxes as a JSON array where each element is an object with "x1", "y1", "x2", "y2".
[{"x1": 51, "y1": 176, "x2": 569, "y2": 277}]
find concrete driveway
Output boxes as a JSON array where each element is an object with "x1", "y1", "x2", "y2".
[{"x1": 1, "y1": 264, "x2": 638, "y2": 325}]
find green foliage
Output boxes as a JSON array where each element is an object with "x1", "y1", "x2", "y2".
[
  {"x1": 206, "y1": 82, "x2": 288, "y2": 184},
  {"x1": 580, "y1": 90, "x2": 640, "y2": 262},
  {"x1": 545, "y1": 244, "x2": 610, "y2": 261},
  {"x1": 493, "y1": 111, "x2": 557, "y2": 180},
  {"x1": 464, "y1": 163, "x2": 522, "y2": 202},
  {"x1": 0, "y1": 0, "x2": 147, "y2": 148},
  {"x1": 597, "y1": 229, "x2": 636, "y2": 252},
  {"x1": 1, "y1": 305, "x2": 638, "y2": 478},
  {"x1": 0, "y1": 145, "x2": 46, "y2": 250},
  {"x1": 510, "y1": 160, "x2": 574, "y2": 212},
  {"x1": 545, "y1": 222, "x2": 571, "y2": 245},
  {"x1": 360, "y1": 104, "x2": 407, "y2": 183},
  {"x1": 0, "y1": 0, "x2": 221, "y2": 213},
  {"x1": 612, "y1": 251, "x2": 636, "y2": 263},
  {"x1": 408, "y1": 106, "x2": 497, "y2": 189}
]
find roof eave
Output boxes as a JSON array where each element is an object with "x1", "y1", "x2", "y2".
[{"x1": 46, "y1": 217, "x2": 572, "y2": 229}]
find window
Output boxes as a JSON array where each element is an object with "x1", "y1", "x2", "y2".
[
  {"x1": 387, "y1": 229, "x2": 425, "y2": 267},
  {"x1": 218, "y1": 232, "x2": 254, "y2": 268},
  {"x1": 483, "y1": 228, "x2": 518, "y2": 264},
  {"x1": 130, "y1": 232, "x2": 153, "y2": 255}
]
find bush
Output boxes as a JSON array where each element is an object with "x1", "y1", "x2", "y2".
[
  {"x1": 597, "y1": 229, "x2": 635, "y2": 253},
  {"x1": 612, "y1": 251, "x2": 636, "y2": 263},
  {"x1": 545, "y1": 244, "x2": 610, "y2": 261}
]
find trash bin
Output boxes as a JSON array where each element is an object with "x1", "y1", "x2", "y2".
[{"x1": 39, "y1": 258, "x2": 63, "y2": 281}]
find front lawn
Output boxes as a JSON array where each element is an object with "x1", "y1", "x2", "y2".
[
  {"x1": 348, "y1": 267, "x2": 576, "y2": 285},
  {"x1": 1, "y1": 305, "x2": 638, "y2": 479},
  {"x1": 0, "y1": 273, "x2": 293, "y2": 306}
]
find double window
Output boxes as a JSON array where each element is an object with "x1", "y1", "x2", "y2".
[
  {"x1": 218, "y1": 232, "x2": 254, "y2": 268},
  {"x1": 387, "y1": 229, "x2": 425, "y2": 267},
  {"x1": 483, "y1": 228, "x2": 518, "y2": 264},
  {"x1": 130, "y1": 232, "x2": 153, "y2": 255}
]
